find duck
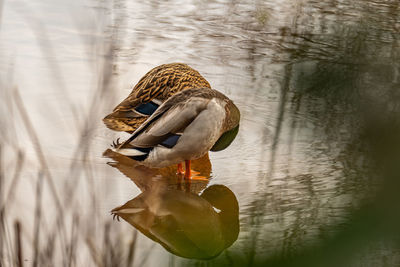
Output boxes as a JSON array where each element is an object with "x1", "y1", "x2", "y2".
[
  {"x1": 114, "y1": 87, "x2": 240, "y2": 179},
  {"x1": 103, "y1": 63, "x2": 211, "y2": 133}
]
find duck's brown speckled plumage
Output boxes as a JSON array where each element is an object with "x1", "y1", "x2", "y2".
[{"x1": 103, "y1": 63, "x2": 211, "y2": 132}]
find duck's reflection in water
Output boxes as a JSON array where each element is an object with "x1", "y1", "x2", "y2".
[{"x1": 103, "y1": 149, "x2": 239, "y2": 260}]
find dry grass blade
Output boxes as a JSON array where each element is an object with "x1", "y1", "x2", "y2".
[
  {"x1": 126, "y1": 231, "x2": 138, "y2": 267},
  {"x1": 85, "y1": 237, "x2": 102, "y2": 267},
  {"x1": 32, "y1": 172, "x2": 44, "y2": 267},
  {"x1": 1, "y1": 151, "x2": 25, "y2": 212},
  {"x1": 0, "y1": 145, "x2": 3, "y2": 262},
  {"x1": 13, "y1": 221, "x2": 23, "y2": 267},
  {"x1": 0, "y1": 145, "x2": 15, "y2": 266},
  {"x1": 0, "y1": 207, "x2": 3, "y2": 266},
  {"x1": 66, "y1": 214, "x2": 79, "y2": 267}
]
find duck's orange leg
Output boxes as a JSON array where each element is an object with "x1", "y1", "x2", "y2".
[
  {"x1": 184, "y1": 160, "x2": 191, "y2": 179},
  {"x1": 183, "y1": 160, "x2": 209, "y2": 181},
  {"x1": 177, "y1": 163, "x2": 184, "y2": 175}
]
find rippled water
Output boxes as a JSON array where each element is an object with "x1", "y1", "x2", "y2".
[{"x1": 1, "y1": 0, "x2": 399, "y2": 266}]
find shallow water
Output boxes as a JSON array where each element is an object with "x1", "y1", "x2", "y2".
[{"x1": 1, "y1": 0, "x2": 399, "y2": 266}]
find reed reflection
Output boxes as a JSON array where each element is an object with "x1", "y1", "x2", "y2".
[{"x1": 103, "y1": 149, "x2": 240, "y2": 260}]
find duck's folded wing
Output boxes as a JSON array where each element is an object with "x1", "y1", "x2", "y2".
[
  {"x1": 115, "y1": 71, "x2": 168, "y2": 112},
  {"x1": 113, "y1": 64, "x2": 210, "y2": 112},
  {"x1": 103, "y1": 69, "x2": 169, "y2": 131},
  {"x1": 120, "y1": 97, "x2": 209, "y2": 148}
]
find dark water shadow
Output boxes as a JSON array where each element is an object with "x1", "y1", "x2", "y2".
[{"x1": 103, "y1": 149, "x2": 240, "y2": 260}]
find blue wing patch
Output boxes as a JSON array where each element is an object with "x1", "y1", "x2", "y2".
[
  {"x1": 135, "y1": 101, "x2": 159, "y2": 115},
  {"x1": 160, "y1": 134, "x2": 181, "y2": 148},
  {"x1": 127, "y1": 135, "x2": 180, "y2": 161}
]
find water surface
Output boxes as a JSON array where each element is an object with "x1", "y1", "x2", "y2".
[{"x1": 1, "y1": 0, "x2": 399, "y2": 266}]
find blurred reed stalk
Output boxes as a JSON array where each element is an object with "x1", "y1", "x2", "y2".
[{"x1": 13, "y1": 222, "x2": 22, "y2": 267}]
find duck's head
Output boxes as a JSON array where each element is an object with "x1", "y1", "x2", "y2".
[{"x1": 211, "y1": 100, "x2": 240, "y2": 152}]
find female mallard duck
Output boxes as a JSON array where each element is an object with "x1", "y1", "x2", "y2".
[
  {"x1": 103, "y1": 63, "x2": 210, "y2": 133},
  {"x1": 115, "y1": 87, "x2": 240, "y2": 179}
]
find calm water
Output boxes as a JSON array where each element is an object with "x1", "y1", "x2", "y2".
[{"x1": 1, "y1": 0, "x2": 399, "y2": 266}]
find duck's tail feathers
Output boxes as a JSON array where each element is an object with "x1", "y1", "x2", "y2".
[{"x1": 113, "y1": 147, "x2": 153, "y2": 161}]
